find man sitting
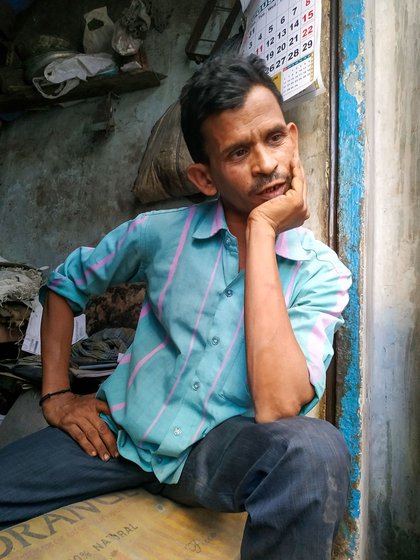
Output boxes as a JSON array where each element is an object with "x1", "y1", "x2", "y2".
[{"x1": 0, "y1": 54, "x2": 351, "y2": 560}]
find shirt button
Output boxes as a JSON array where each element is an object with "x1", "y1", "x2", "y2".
[
  {"x1": 156, "y1": 456, "x2": 162, "y2": 463},
  {"x1": 211, "y1": 336, "x2": 220, "y2": 346},
  {"x1": 192, "y1": 381, "x2": 200, "y2": 390},
  {"x1": 224, "y1": 237, "x2": 231, "y2": 247},
  {"x1": 225, "y1": 289, "x2": 233, "y2": 297},
  {"x1": 173, "y1": 427, "x2": 182, "y2": 436}
]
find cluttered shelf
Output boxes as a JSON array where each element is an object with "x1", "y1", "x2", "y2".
[{"x1": 0, "y1": 68, "x2": 166, "y2": 113}]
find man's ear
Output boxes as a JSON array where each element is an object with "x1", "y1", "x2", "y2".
[
  {"x1": 287, "y1": 122, "x2": 299, "y2": 156},
  {"x1": 187, "y1": 163, "x2": 218, "y2": 197}
]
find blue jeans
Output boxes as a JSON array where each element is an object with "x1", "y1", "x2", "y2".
[{"x1": 0, "y1": 416, "x2": 350, "y2": 559}]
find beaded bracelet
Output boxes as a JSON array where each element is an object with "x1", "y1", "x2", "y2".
[{"x1": 39, "y1": 388, "x2": 72, "y2": 407}]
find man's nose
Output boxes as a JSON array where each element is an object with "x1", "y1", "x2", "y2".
[{"x1": 251, "y1": 146, "x2": 278, "y2": 175}]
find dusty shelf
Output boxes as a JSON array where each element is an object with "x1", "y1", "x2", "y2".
[{"x1": 0, "y1": 68, "x2": 166, "y2": 113}]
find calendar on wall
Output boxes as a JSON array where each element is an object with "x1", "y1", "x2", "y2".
[{"x1": 240, "y1": 0, "x2": 325, "y2": 109}]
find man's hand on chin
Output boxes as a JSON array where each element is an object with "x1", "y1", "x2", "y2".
[{"x1": 248, "y1": 156, "x2": 310, "y2": 235}]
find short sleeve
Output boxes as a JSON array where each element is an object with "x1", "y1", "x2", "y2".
[
  {"x1": 287, "y1": 251, "x2": 352, "y2": 415},
  {"x1": 40, "y1": 214, "x2": 150, "y2": 314}
]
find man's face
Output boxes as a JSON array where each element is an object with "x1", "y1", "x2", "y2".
[{"x1": 199, "y1": 85, "x2": 298, "y2": 222}]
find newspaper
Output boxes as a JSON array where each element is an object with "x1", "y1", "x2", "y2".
[{"x1": 22, "y1": 296, "x2": 86, "y2": 355}]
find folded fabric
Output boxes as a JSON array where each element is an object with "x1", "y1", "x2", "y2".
[
  {"x1": 70, "y1": 327, "x2": 135, "y2": 366},
  {"x1": 0, "y1": 262, "x2": 42, "y2": 306},
  {"x1": 43, "y1": 53, "x2": 118, "y2": 84}
]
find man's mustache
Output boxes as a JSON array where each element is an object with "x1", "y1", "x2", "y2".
[{"x1": 250, "y1": 172, "x2": 292, "y2": 194}]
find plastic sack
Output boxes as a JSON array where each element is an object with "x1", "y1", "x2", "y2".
[
  {"x1": 44, "y1": 53, "x2": 117, "y2": 83},
  {"x1": 83, "y1": 6, "x2": 114, "y2": 54},
  {"x1": 32, "y1": 76, "x2": 80, "y2": 99},
  {"x1": 120, "y1": 0, "x2": 151, "y2": 38},
  {"x1": 32, "y1": 53, "x2": 118, "y2": 99},
  {"x1": 132, "y1": 101, "x2": 199, "y2": 204},
  {"x1": 112, "y1": 20, "x2": 142, "y2": 56}
]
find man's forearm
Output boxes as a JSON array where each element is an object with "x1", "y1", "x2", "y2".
[
  {"x1": 40, "y1": 290, "x2": 74, "y2": 395},
  {"x1": 40, "y1": 290, "x2": 118, "y2": 460},
  {"x1": 244, "y1": 220, "x2": 314, "y2": 422}
]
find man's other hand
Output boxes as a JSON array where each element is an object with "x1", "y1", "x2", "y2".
[{"x1": 42, "y1": 392, "x2": 118, "y2": 461}]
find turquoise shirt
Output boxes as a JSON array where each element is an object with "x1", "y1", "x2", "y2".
[{"x1": 46, "y1": 199, "x2": 351, "y2": 483}]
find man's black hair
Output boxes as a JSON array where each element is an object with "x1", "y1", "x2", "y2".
[{"x1": 180, "y1": 54, "x2": 284, "y2": 164}]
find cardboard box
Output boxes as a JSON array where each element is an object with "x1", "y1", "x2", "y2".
[{"x1": 0, "y1": 488, "x2": 246, "y2": 559}]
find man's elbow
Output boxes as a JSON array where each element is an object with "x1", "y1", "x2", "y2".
[
  {"x1": 254, "y1": 386, "x2": 315, "y2": 423},
  {"x1": 254, "y1": 400, "x2": 302, "y2": 423}
]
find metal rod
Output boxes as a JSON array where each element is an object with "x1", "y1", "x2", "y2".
[
  {"x1": 328, "y1": 0, "x2": 339, "y2": 253},
  {"x1": 325, "y1": 0, "x2": 339, "y2": 425}
]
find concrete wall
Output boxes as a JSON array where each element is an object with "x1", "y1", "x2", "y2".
[
  {"x1": 364, "y1": 1, "x2": 420, "y2": 558},
  {"x1": 0, "y1": 0, "x2": 210, "y2": 269}
]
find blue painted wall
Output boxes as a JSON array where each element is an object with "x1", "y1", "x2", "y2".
[{"x1": 335, "y1": 0, "x2": 365, "y2": 556}]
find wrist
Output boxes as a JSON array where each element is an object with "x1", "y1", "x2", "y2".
[
  {"x1": 39, "y1": 388, "x2": 72, "y2": 407},
  {"x1": 246, "y1": 216, "x2": 276, "y2": 241}
]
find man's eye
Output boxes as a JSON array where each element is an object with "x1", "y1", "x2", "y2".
[
  {"x1": 230, "y1": 147, "x2": 247, "y2": 160},
  {"x1": 270, "y1": 132, "x2": 285, "y2": 143}
]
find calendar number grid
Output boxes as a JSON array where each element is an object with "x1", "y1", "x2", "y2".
[{"x1": 243, "y1": 0, "x2": 319, "y2": 101}]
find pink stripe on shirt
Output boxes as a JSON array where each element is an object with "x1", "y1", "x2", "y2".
[
  {"x1": 157, "y1": 207, "x2": 196, "y2": 320},
  {"x1": 306, "y1": 275, "x2": 350, "y2": 385},
  {"x1": 139, "y1": 300, "x2": 151, "y2": 320},
  {"x1": 138, "y1": 242, "x2": 224, "y2": 449},
  {"x1": 210, "y1": 199, "x2": 224, "y2": 235},
  {"x1": 284, "y1": 260, "x2": 302, "y2": 307},
  {"x1": 127, "y1": 336, "x2": 169, "y2": 388},
  {"x1": 118, "y1": 353, "x2": 131, "y2": 365},
  {"x1": 74, "y1": 216, "x2": 147, "y2": 286},
  {"x1": 110, "y1": 402, "x2": 126, "y2": 413},
  {"x1": 307, "y1": 314, "x2": 336, "y2": 386},
  {"x1": 191, "y1": 309, "x2": 245, "y2": 444},
  {"x1": 275, "y1": 231, "x2": 289, "y2": 257},
  {"x1": 48, "y1": 277, "x2": 66, "y2": 289}
]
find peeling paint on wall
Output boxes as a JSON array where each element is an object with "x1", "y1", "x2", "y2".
[
  {"x1": 334, "y1": 0, "x2": 366, "y2": 558},
  {"x1": 337, "y1": 1, "x2": 420, "y2": 559},
  {"x1": 342, "y1": 48, "x2": 364, "y2": 108}
]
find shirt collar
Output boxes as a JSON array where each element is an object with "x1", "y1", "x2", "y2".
[
  {"x1": 274, "y1": 228, "x2": 311, "y2": 261},
  {"x1": 193, "y1": 198, "x2": 311, "y2": 261},
  {"x1": 193, "y1": 198, "x2": 228, "y2": 240}
]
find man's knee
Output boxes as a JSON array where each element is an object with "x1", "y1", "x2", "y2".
[
  {"x1": 256, "y1": 416, "x2": 350, "y2": 481},
  {"x1": 286, "y1": 416, "x2": 349, "y2": 460}
]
